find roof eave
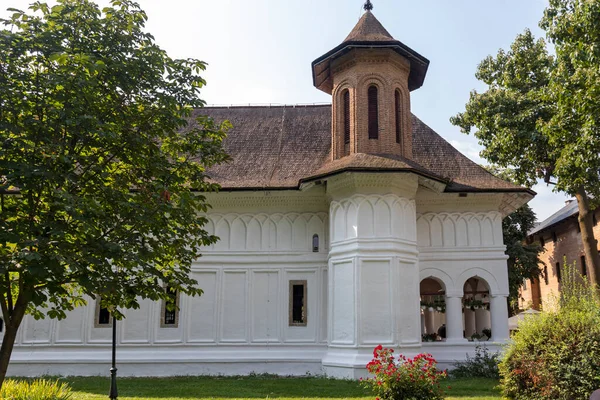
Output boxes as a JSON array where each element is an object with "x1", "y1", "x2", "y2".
[
  {"x1": 298, "y1": 167, "x2": 448, "y2": 187},
  {"x1": 443, "y1": 187, "x2": 537, "y2": 196},
  {"x1": 311, "y1": 41, "x2": 430, "y2": 94}
]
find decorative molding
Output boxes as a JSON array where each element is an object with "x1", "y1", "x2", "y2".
[
  {"x1": 499, "y1": 192, "x2": 534, "y2": 216},
  {"x1": 330, "y1": 193, "x2": 417, "y2": 243},
  {"x1": 326, "y1": 173, "x2": 419, "y2": 198},
  {"x1": 204, "y1": 212, "x2": 329, "y2": 253},
  {"x1": 416, "y1": 192, "x2": 502, "y2": 209},
  {"x1": 204, "y1": 192, "x2": 329, "y2": 212},
  {"x1": 416, "y1": 211, "x2": 503, "y2": 248}
]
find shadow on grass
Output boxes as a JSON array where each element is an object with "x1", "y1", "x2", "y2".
[{"x1": 63, "y1": 376, "x2": 371, "y2": 399}]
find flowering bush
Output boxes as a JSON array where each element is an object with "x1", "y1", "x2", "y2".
[
  {"x1": 361, "y1": 345, "x2": 447, "y2": 400},
  {"x1": 499, "y1": 265, "x2": 600, "y2": 399}
]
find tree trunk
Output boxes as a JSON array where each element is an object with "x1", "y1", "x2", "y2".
[
  {"x1": 0, "y1": 298, "x2": 28, "y2": 387},
  {"x1": 575, "y1": 187, "x2": 600, "y2": 287}
]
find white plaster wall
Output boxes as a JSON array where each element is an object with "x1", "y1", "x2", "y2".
[
  {"x1": 328, "y1": 193, "x2": 419, "y2": 347},
  {"x1": 10, "y1": 196, "x2": 330, "y2": 377},
  {"x1": 417, "y1": 211, "x2": 508, "y2": 295},
  {"x1": 8, "y1": 189, "x2": 514, "y2": 378}
]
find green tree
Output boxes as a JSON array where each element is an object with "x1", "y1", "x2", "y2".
[
  {"x1": 452, "y1": 0, "x2": 600, "y2": 287},
  {"x1": 0, "y1": 0, "x2": 229, "y2": 386},
  {"x1": 503, "y1": 204, "x2": 543, "y2": 315},
  {"x1": 486, "y1": 167, "x2": 543, "y2": 314}
]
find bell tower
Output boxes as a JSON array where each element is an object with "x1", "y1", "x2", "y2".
[
  {"x1": 311, "y1": 1, "x2": 431, "y2": 379},
  {"x1": 311, "y1": 1, "x2": 429, "y2": 160}
]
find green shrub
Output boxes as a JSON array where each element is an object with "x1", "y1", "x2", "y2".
[
  {"x1": 451, "y1": 345, "x2": 500, "y2": 379},
  {"x1": 0, "y1": 379, "x2": 72, "y2": 399},
  {"x1": 361, "y1": 345, "x2": 447, "y2": 400},
  {"x1": 499, "y1": 264, "x2": 600, "y2": 399}
]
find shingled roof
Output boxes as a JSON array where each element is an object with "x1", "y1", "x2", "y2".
[
  {"x1": 194, "y1": 105, "x2": 533, "y2": 195},
  {"x1": 528, "y1": 200, "x2": 578, "y2": 237},
  {"x1": 343, "y1": 11, "x2": 395, "y2": 42},
  {"x1": 312, "y1": 11, "x2": 430, "y2": 93}
]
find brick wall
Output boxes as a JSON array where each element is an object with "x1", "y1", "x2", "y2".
[
  {"x1": 330, "y1": 49, "x2": 412, "y2": 160},
  {"x1": 520, "y1": 203, "x2": 598, "y2": 310}
]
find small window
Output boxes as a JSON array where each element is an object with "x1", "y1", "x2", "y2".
[
  {"x1": 540, "y1": 237, "x2": 545, "y2": 247},
  {"x1": 95, "y1": 298, "x2": 112, "y2": 328},
  {"x1": 581, "y1": 255, "x2": 587, "y2": 277},
  {"x1": 289, "y1": 280, "x2": 307, "y2": 327},
  {"x1": 594, "y1": 213, "x2": 598, "y2": 227},
  {"x1": 395, "y1": 90, "x2": 401, "y2": 144},
  {"x1": 161, "y1": 286, "x2": 179, "y2": 328},
  {"x1": 556, "y1": 262, "x2": 562, "y2": 282},
  {"x1": 552, "y1": 232, "x2": 557, "y2": 243},
  {"x1": 523, "y1": 279, "x2": 528, "y2": 290},
  {"x1": 343, "y1": 90, "x2": 350, "y2": 145},
  {"x1": 544, "y1": 265, "x2": 549, "y2": 285},
  {"x1": 312, "y1": 234, "x2": 319, "y2": 252},
  {"x1": 367, "y1": 85, "x2": 379, "y2": 139}
]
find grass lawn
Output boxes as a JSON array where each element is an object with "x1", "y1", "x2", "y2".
[{"x1": 50, "y1": 376, "x2": 501, "y2": 400}]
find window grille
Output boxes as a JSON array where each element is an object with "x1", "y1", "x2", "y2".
[
  {"x1": 343, "y1": 90, "x2": 350, "y2": 144},
  {"x1": 162, "y1": 286, "x2": 179, "y2": 327},
  {"x1": 395, "y1": 90, "x2": 401, "y2": 144},
  {"x1": 289, "y1": 280, "x2": 307, "y2": 326},
  {"x1": 95, "y1": 298, "x2": 112, "y2": 328},
  {"x1": 368, "y1": 86, "x2": 379, "y2": 139}
]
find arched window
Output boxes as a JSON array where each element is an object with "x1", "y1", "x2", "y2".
[
  {"x1": 368, "y1": 85, "x2": 379, "y2": 139},
  {"x1": 395, "y1": 90, "x2": 401, "y2": 144},
  {"x1": 343, "y1": 90, "x2": 350, "y2": 145}
]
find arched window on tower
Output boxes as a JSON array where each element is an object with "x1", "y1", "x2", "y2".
[
  {"x1": 395, "y1": 90, "x2": 402, "y2": 144},
  {"x1": 343, "y1": 89, "x2": 350, "y2": 145},
  {"x1": 368, "y1": 85, "x2": 379, "y2": 139}
]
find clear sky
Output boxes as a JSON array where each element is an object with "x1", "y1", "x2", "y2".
[{"x1": 2, "y1": 0, "x2": 570, "y2": 222}]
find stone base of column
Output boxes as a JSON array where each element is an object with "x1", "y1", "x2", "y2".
[
  {"x1": 321, "y1": 348, "x2": 372, "y2": 379},
  {"x1": 321, "y1": 344, "x2": 424, "y2": 379}
]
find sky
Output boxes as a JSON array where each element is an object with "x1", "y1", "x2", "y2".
[{"x1": 1, "y1": 0, "x2": 571, "y2": 222}]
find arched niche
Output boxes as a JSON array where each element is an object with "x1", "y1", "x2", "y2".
[
  {"x1": 420, "y1": 278, "x2": 446, "y2": 342},
  {"x1": 462, "y1": 277, "x2": 491, "y2": 341}
]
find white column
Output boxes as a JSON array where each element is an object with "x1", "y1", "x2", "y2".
[
  {"x1": 475, "y1": 309, "x2": 490, "y2": 333},
  {"x1": 322, "y1": 176, "x2": 421, "y2": 378},
  {"x1": 445, "y1": 295, "x2": 465, "y2": 343},
  {"x1": 490, "y1": 295, "x2": 510, "y2": 342},
  {"x1": 464, "y1": 309, "x2": 476, "y2": 338},
  {"x1": 425, "y1": 308, "x2": 434, "y2": 334}
]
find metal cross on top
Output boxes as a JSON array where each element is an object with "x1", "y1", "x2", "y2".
[{"x1": 364, "y1": 0, "x2": 374, "y2": 11}]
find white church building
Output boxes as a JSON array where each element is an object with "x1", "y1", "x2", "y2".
[{"x1": 7, "y1": 7, "x2": 533, "y2": 379}]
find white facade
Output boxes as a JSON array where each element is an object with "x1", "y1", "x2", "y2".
[{"x1": 7, "y1": 173, "x2": 520, "y2": 378}]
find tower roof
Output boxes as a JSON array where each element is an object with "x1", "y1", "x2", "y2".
[
  {"x1": 343, "y1": 11, "x2": 394, "y2": 42},
  {"x1": 312, "y1": 10, "x2": 429, "y2": 94}
]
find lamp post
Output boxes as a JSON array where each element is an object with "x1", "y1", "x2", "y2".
[{"x1": 109, "y1": 310, "x2": 118, "y2": 400}]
